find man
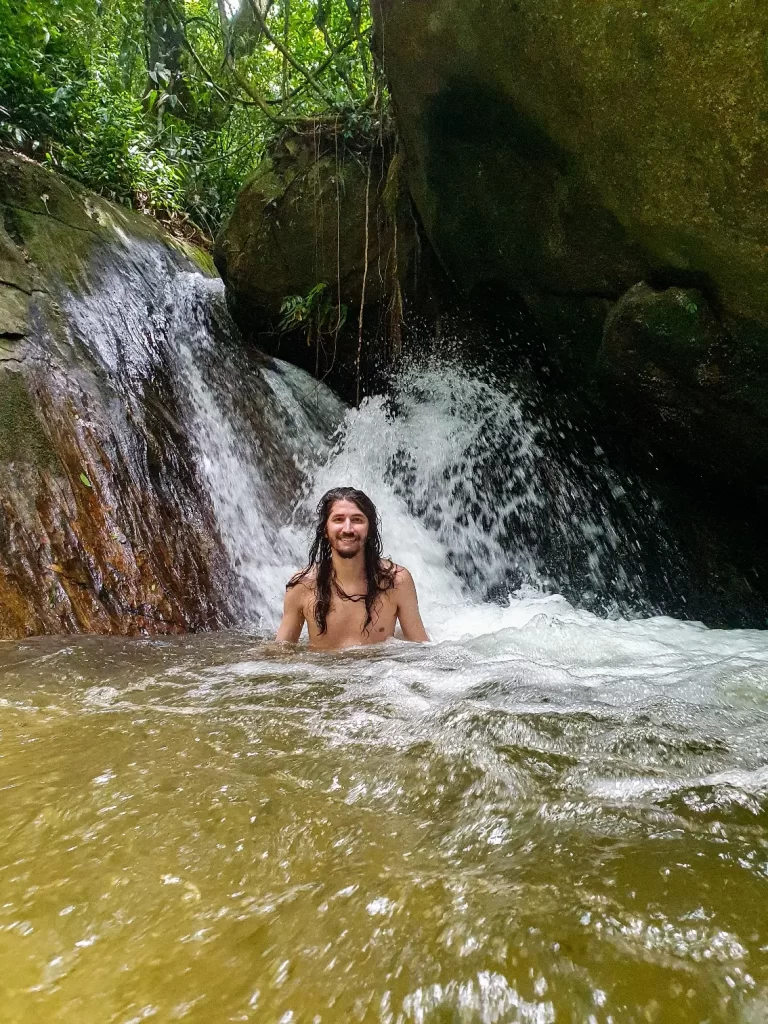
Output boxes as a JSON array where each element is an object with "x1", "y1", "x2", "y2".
[{"x1": 276, "y1": 487, "x2": 430, "y2": 650}]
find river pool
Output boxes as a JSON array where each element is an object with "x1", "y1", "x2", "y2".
[{"x1": 2, "y1": 596, "x2": 767, "y2": 1023}]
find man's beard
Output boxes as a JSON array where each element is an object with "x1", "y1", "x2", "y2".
[
  {"x1": 335, "y1": 537, "x2": 362, "y2": 559},
  {"x1": 336, "y1": 547, "x2": 359, "y2": 559}
]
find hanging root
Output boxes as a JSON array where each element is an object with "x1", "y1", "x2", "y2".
[
  {"x1": 382, "y1": 144, "x2": 404, "y2": 360},
  {"x1": 356, "y1": 149, "x2": 373, "y2": 407}
]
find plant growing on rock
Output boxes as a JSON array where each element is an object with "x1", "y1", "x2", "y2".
[{"x1": 279, "y1": 282, "x2": 348, "y2": 348}]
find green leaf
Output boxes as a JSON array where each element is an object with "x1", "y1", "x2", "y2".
[{"x1": 79, "y1": 472, "x2": 92, "y2": 488}]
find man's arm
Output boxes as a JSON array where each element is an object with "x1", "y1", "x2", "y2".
[
  {"x1": 275, "y1": 585, "x2": 306, "y2": 642},
  {"x1": 395, "y1": 568, "x2": 430, "y2": 643}
]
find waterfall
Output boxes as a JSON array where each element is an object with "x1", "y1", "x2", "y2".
[
  {"x1": 149, "y1": 271, "x2": 681, "y2": 637},
  {"x1": 29, "y1": 252, "x2": 741, "y2": 639},
  {"x1": 163, "y1": 272, "x2": 344, "y2": 628}
]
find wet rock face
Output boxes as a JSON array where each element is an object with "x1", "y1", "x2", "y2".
[
  {"x1": 371, "y1": 0, "x2": 768, "y2": 482},
  {"x1": 597, "y1": 285, "x2": 768, "y2": 480},
  {"x1": 0, "y1": 151, "x2": 233, "y2": 639}
]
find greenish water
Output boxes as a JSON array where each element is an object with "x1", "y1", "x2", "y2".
[{"x1": 1, "y1": 619, "x2": 767, "y2": 1023}]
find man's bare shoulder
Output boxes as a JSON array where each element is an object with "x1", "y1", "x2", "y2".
[
  {"x1": 288, "y1": 567, "x2": 317, "y2": 588},
  {"x1": 389, "y1": 563, "x2": 415, "y2": 588},
  {"x1": 286, "y1": 569, "x2": 316, "y2": 606}
]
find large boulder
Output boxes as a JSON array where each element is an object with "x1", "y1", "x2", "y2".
[
  {"x1": 215, "y1": 129, "x2": 414, "y2": 318},
  {"x1": 372, "y1": 0, "x2": 768, "y2": 316},
  {"x1": 371, "y1": 0, "x2": 768, "y2": 479},
  {"x1": 214, "y1": 127, "x2": 420, "y2": 398}
]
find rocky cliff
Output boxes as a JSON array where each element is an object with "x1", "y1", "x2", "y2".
[
  {"x1": 0, "y1": 150, "x2": 232, "y2": 637},
  {"x1": 371, "y1": 0, "x2": 768, "y2": 483}
]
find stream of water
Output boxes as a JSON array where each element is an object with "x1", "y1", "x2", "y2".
[{"x1": 1, "y1": 272, "x2": 767, "y2": 1023}]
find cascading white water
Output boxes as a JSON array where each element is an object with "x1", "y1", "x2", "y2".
[
  {"x1": 163, "y1": 273, "x2": 345, "y2": 627},
  {"x1": 301, "y1": 359, "x2": 634, "y2": 634},
  {"x1": 160, "y1": 274, "x2": 477, "y2": 632}
]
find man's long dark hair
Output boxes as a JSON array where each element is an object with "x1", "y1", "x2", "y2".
[{"x1": 288, "y1": 487, "x2": 397, "y2": 635}]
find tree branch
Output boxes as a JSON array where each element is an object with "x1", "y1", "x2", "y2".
[
  {"x1": 265, "y1": 36, "x2": 357, "y2": 104},
  {"x1": 244, "y1": 0, "x2": 337, "y2": 107},
  {"x1": 165, "y1": 1, "x2": 232, "y2": 106},
  {"x1": 168, "y1": 5, "x2": 286, "y2": 123},
  {"x1": 229, "y1": 64, "x2": 287, "y2": 122},
  {"x1": 281, "y1": 0, "x2": 290, "y2": 111},
  {"x1": 343, "y1": 0, "x2": 371, "y2": 87},
  {"x1": 314, "y1": 0, "x2": 358, "y2": 99}
]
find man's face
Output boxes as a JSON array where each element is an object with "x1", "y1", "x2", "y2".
[{"x1": 325, "y1": 499, "x2": 369, "y2": 559}]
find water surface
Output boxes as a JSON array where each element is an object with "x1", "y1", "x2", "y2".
[{"x1": 2, "y1": 602, "x2": 767, "y2": 1023}]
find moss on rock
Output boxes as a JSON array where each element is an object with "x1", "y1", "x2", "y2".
[
  {"x1": 0, "y1": 286, "x2": 31, "y2": 338},
  {"x1": 0, "y1": 150, "x2": 205, "y2": 293},
  {"x1": 0, "y1": 369, "x2": 57, "y2": 468},
  {"x1": 176, "y1": 240, "x2": 217, "y2": 277}
]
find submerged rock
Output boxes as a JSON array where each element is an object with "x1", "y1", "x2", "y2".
[{"x1": 0, "y1": 151, "x2": 233, "y2": 638}]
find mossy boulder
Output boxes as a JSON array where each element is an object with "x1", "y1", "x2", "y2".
[{"x1": 215, "y1": 130, "x2": 414, "y2": 319}]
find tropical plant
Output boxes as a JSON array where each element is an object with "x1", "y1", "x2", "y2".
[
  {"x1": 279, "y1": 281, "x2": 348, "y2": 346},
  {"x1": 0, "y1": 0, "x2": 380, "y2": 237}
]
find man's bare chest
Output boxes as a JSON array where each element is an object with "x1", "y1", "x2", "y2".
[{"x1": 305, "y1": 589, "x2": 398, "y2": 647}]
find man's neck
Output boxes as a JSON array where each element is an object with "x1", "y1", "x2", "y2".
[{"x1": 331, "y1": 551, "x2": 367, "y2": 592}]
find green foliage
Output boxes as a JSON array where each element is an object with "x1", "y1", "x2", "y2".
[
  {"x1": 279, "y1": 282, "x2": 347, "y2": 344},
  {"x1": 0, "y1": 0, "x2": 380, "y2": 236}
]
